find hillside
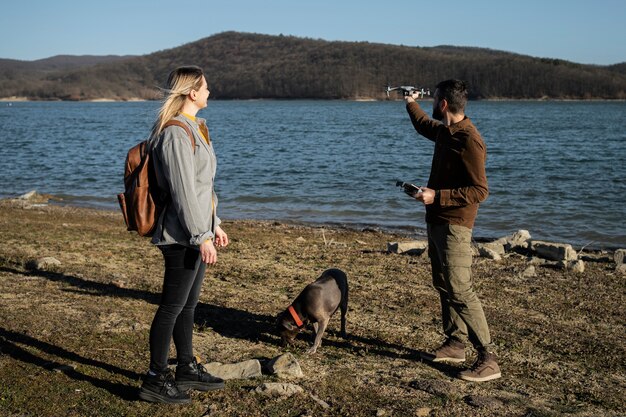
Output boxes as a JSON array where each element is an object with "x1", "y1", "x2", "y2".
[{"x1": 1, "y1": 32, "x2": 625, "y2": 100}]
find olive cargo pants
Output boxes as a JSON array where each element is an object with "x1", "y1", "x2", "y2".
[{"x1": 427, "y1": 223, "x2": 493, "y2": 349}]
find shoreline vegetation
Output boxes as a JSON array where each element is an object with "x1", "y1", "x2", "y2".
[{"x1": 1, "y1": 193, "x2": 625, "y2": 416}]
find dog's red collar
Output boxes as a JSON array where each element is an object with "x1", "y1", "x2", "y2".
[{"x1": 288, "y1": 305, "x2": 304, "y2": 328}]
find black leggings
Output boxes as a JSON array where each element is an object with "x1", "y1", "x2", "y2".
[{"x1": 149, "y1": 244, "x2": 206, "y2": 373}]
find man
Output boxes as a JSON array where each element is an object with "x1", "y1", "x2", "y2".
[{"x1": 404, "y1": 79, "x2": 501, "y2": 382}]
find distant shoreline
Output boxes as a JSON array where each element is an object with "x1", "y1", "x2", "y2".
[{"x1": 2, "y1": 96, "x2": 625, "y2": 103}]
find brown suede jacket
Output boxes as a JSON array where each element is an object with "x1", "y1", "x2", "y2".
[{"x1": 406, "y1": 101, "x2": 488, "y2": 229}]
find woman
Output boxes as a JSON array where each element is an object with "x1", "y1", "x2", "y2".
[{"x1": 138, "y1": 66, "x2": 229, "y2": 404}]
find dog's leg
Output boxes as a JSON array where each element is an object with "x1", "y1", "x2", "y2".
[
  {"x1": 306, "y1": 319, "x2": 329, "y2": 354},
  {"x1": 340, "y1": 284, "x2": 348, "y2": 338}
]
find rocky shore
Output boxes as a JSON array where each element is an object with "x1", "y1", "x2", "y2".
[{"x1": 1, "y1": 193, "x2": 624, "y2": 416}]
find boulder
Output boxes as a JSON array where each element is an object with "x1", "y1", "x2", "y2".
[
  {"x1": 530, "y1": 240, "x2": 578, "y2": 262},
  {"x1": 253, "y1": 382, "x2": 303, "y2": 397},
  {"x1": 202, "y1": 359, "x2": 262, "y2": 380},
  {"x1": 387, "y1": 240, "x2": 428, "y2": 255},
  {"x1": 266, "y1": 353, "x2": 304, "y2": 379},
  {"x1": 614, "y1": 249, "x2": 626, "y2": 265}
]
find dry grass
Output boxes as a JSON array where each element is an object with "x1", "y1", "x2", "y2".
[{"x1": 0, "y1": 202, "x2": 624, "y2": 416}]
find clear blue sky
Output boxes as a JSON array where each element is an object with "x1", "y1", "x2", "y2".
[{"x1": 1, "y1": 0, "x2": 624, "y2": 65}]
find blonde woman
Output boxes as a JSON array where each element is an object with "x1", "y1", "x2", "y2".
[{"x1": 139, "y1": 66, "x2": 228, "y2": 404}]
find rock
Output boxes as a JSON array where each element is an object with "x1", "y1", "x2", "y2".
[
  {"x1": 464, "y1": 395, "x2": 504, "y2": 409},
  {"x1": 202, "y1": 359, "x2": 262, "y2": 380},
  {"x1": 296, "y1": 236, "x2": 306, "y2": 243},
  {"x1": 266, "y1": 353, "x2": 304, "y2": 379},
  {"x1": 18, "y1": 190, "x2": 38, "y2": 200},
  {"x1": 309, "y1": 393, "x2": 330, "y2": 409},
  {"x1": 477, "y1": 246, "x2": 502, "y2": 261},
  {"x1": 253, "y1": 382, "x2": 303, "y2": 397},
  {"x1": 566, "y1": 260, "x2": 585, "y2": 273},
  {"x1": 530, "y1": 240, "x2": 578, "y2": 262},
  {"x1": 528, "y1": 257, "x2": 547, "y2": 265},
  {"x1": 409, "y1": 379, "x2": 452, "y2": 396},
  {"x1": 521, "y1": 265, "x2": 537, "y2": 278},
  {"x1": 53, "y1": 363, "x2": 76, "y2": 373},
  {"x1": 494, "y1": 230, "x2": 531, "y2": 251},
  {"x1": 17, "y1": 190, "x2": 50, "y2": 204},
  {"x1": 376, "y1": 409, "x2": 387, "y2": 416},
  {"x1": 414, "y1": 408, "x2": 434, "y2": 417},
  {"x1": 614, "y1": 249, "x2": 626, "y2": 265},
  {"x1": 479, "y1": 241, "x2": 506, "y2": 255},
  {"x1": 616, "y1": 264, "x2": 626, "y2": 275},
  {"x1": 26, "y1": 257, "x2": 61, "y2": 271},
  {"x1": 387, "y1": 240, "x2": 428, "y2": 255}
]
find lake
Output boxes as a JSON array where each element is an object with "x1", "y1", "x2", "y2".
[{"x1": 1, "y1": 100, "x2": 625, "y2": 248}]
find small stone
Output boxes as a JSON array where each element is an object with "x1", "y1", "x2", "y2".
[
  {"x1": 478, "y1": 246, "x2": 502, "y2": 261},
  {"x1": 376, "y1": 409, "x2": 387, "y2": 416},
  {"x1": 26, "y1": 257, "x2": 61, "y2": 271},
  {"x1": 528, "y1": 257, "x2": 546, "y2": 265},
  {"x1": 614, "y1": 249, "x2": 626, "y2": 265},
  {"x1": 464, "y1": 395, "x2": 504, "y2": 409},
  {"x1": 309, "y1": 393, "x2": 330, "y2": 409},
  {"x1": 203, "y1": 359, "x2": 262, "y2": 380},
  {"x1": 409, "y1": 379, "x2": 452, "y2": 396},
  {"x1": 253, "y1": 382, "x2": 303, "y2": 397},
  {"x1": 521, "y1": 265, "x2": 536, "y2": 277},
  {"x1": 267, "y1": 353, "x2": 304, "y2": 379},
  {"x1": 53, "y1": 363, "x2": 76, "y2": 373},
  {"x1": 111, "y1": 280, "x2": 126, "y2": 288},
  {"x1": 414, "y1": 408, "x2": 433, "y2": 417},
  {"x1": 616, "y1": 264, "x2": 626, "y2": 275},
  {"x1": 296, "y1": 236, "x2": 306, "y2": 243},
  {"x1": 387, "y1": 241, "x2": 428, "y2": 255},
  {"x1": 355, "y1": 240, "x2": 367, "y2": 245},
  {"x1": 567, "y1": 260, "x2": 585, "y2": 273}
]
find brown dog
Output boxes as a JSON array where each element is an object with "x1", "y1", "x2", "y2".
[{"x1": 277, "y1": 268, "x2": 348, "y2": 354}]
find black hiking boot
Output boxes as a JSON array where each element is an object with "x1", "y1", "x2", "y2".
[
  {"x1": 175, "y1": 357, "x2": 225, "y2": 392},
  {"x1": 138, "y1": 370, "x2": 191, "y2": 404}
]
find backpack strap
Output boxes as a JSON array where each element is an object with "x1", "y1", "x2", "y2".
[{"x1": 163, "y1": 119, "x2": 196, "y2": 152}]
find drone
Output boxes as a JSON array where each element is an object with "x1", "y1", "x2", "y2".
[{"x1": 385, "y1": 85, "x2": 431, "y2": 98}]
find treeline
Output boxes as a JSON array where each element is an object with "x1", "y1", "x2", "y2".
[{"x1": 1, "y1": 32, "x2": 625, "y2": 100}]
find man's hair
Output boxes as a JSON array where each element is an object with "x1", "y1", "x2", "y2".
[{"x1": 435, "y1": 79, "x2": 468, "y2": 114}]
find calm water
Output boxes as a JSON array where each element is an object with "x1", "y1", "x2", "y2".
[{"x1": 1, "y1": 100, "x2": 625, "y2": 248}]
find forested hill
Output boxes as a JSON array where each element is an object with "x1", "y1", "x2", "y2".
[{"x1": 1, "y1": 31, "x2": 625, "y2": 100}]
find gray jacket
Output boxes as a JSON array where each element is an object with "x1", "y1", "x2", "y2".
[{"x1": 150, "y1": 114, "x2": 220, "y2": 247}]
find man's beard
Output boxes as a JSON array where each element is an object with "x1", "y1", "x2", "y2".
[{"x1": 432, "y1": 105, "x2": 443, "y2": 121}]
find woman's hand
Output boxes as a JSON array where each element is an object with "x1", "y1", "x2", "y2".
[
  {"x1": 199, "y1": 239, "x2": 217, "y2": 264},
  {"x1": 214, "y1": 226, "x2": 229, "y2": 248}
]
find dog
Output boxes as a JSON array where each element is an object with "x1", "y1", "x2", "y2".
[{"x1": 276, "y1": 268, "x2": 348, "y2": 354}]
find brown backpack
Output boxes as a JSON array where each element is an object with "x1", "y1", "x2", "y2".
[{"x1": 117, "y1": 120, "x2": 196, "y2": 237}]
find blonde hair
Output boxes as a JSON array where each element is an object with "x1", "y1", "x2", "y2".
[{"x1": 151, "y1": 66, "x2": 205, "y2": 138}]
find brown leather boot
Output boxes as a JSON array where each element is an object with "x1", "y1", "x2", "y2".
[
  {"x1": 458, "y1": 350, "x2": 502, "y2": 382},
  {"x1": 420, "y1": 338, "x2": 466, "y2": 363}
]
